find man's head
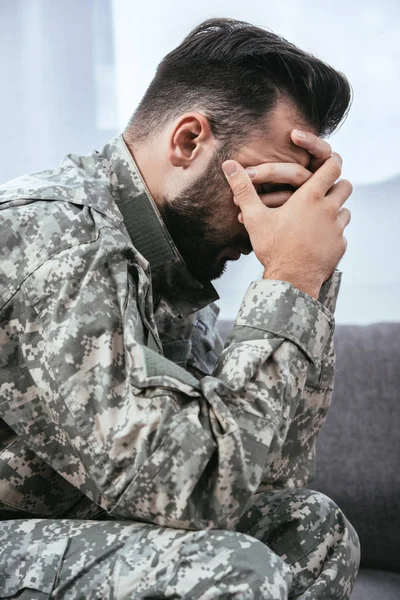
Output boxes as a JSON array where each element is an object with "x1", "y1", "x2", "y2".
[{"x1": 124, "y1": 18, "x2": 352, "y2": 282}]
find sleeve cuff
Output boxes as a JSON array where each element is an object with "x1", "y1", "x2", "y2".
[
  {"x1": 318, "y1": 270, "x2": 342, "y2": 314},
  {"x1": 235, "y1": 279, "x2": 334, "y2": 363}
]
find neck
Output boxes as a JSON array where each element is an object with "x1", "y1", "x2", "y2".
[{"x1": 122, "y1": 132, "x2": 165, "y2": 214}]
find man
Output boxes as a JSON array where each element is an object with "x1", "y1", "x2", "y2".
[{"x1": 0, "y1": 17, "x2": 359, "y2": 600}]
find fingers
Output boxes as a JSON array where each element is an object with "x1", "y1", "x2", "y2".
[
  {"x1": 291, "y1": 130, "x2": 332, "y2": 159},
  {"x1": 237, "y1": 190, "x2": 292, "y2": 223},
  {"x1": 223, "y1": 161, "x2": 268, "y2": 231},
  {"x1": 245, "y1": 162, "x2": 312, "y2": 188},
  {"x1": 326, "y1": 179, "x2": 353, "y2": 209},
  {"x1": 338, "y1": 206, "x2": 351, "y2": 229},
  {"x1": 222, "y1": 160, "x2": 263, "y2": 212},
  {"x1": 259, "y1": 190, "x2": 293, "y2": 208},
  {"x1": 297, "y1": 153, "x2": 343, "y2": 200},
  {"x1": 291, "y1": 130, "x2": 332, "y2": 172}
]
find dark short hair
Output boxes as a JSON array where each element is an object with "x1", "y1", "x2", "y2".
[{"x1": 128, "y1": 18, "x2": 352, "y2": 148}]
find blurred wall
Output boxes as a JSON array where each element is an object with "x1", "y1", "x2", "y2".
[{"x1": 0, "y1": 0, "x2": 117, "y2": 182}]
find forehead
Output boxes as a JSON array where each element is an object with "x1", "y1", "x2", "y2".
[{"x1": 237, "y1": 99, "x2": 316, "y2": 169}]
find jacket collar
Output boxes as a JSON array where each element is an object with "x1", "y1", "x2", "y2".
[{"x1": 100, "y1": 135, "x2": 219, "y2": 316}]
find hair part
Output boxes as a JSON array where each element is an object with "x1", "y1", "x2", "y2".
[{"x1": 126, "y1": 18, "x2": 352, "y2": 151}]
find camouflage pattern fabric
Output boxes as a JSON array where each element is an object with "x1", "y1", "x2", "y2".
[
  {"x1": 0, "y1": 135, "x2": 359, "y2": 597},
  {"x1": 0, "y1": 487, "x2": 359, "y2": 599}
]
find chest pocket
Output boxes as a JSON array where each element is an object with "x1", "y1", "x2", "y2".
[
  {"x1": 188, "y1": 303, "x2": 224, "y2": 377},
  {"x1": 0, "y1": 531, "x2": 68, "y2": 598}
]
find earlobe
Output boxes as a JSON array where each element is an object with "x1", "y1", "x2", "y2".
[{"x1": 168, "y1": 113, "x2": 214, "y2": 168}]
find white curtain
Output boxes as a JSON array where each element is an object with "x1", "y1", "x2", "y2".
[{"x1": 0, "y1": 0, "x2": 117, "y2": 183}]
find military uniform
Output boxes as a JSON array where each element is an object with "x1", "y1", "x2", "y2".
[{"x1": 0, "y1": 136, "x2": 359, "y2": 598}]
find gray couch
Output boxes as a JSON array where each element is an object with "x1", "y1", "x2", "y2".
[{"x1": 217, "y1": 321, "x2": 400, "y2": 598}]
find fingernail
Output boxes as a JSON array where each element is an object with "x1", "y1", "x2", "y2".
[
  {"x1": 222, "y1": 161, "x2": 237, "y2": 177},
  {"x1": 294, "y1": 129, "x2": 306, "y2": 139},
  {"x1": 245, "y1": 167, "x2": 257, "y2": 178}
]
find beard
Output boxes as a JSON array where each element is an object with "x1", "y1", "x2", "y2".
[{"x1": 161, "y1": 152, "x2": 252, "y2": 283}]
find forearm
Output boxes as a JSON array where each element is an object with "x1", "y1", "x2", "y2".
[
  {"x1": 107, "y1": 279, "x2": 333, "y2": 529},
  {"x1": 256, "y1": 271, "x2": 342, "y2": 490}
]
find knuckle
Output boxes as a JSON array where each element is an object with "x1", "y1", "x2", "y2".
[
  {"x1": 344, "y1": 206, "x2": 351, "y2": 218},
  {"x1": 343, "y1": 207, "x2": 351, "y2": 225},
  {"x1": 264, "y1": 163, "x2": 273, "y2": 177},
  {"x1": 259, "y1": 163, "x2": 274, "y2": 181},
  {"x1": 333, "y1": 151, "x2": 343, "y2": 163},
  {"x1": 342, "y1": 179, "x2": 354, "y2": 196},
  {"x1": 307, "y1": 187, "x2": 320, "y2": 202},
  {"x1": 232, "y1": 180, "x2": 250, "y2": 198},
  {"x1": 326, "y1": 204, "x2": 338, "y2": 220},
  {"x1": 335, "y1": 237, "x2": 347, "y2": 260},
  {"x1": 331, "y1": 163, "x2": 342, "y2": 180},
  {"x1": 294, "y1": 165, "x2": 305, "y2": 184}
]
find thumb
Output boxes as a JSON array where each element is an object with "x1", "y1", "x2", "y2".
[{"x1": 222, "y1": 160, "x2": 263, "y2": 215}]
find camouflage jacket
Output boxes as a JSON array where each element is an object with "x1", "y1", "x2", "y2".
[{"x1": 0, "y1": 135, "x2": 341, "y2": 530}]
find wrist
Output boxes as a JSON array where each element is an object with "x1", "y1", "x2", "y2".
[{"x1": 262, "y1": 270, "x2": 321, "y2": 300}]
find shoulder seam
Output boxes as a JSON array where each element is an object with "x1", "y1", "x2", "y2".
[{"x1": 0, "y1": 227, "x2": 106, "y2": 311}]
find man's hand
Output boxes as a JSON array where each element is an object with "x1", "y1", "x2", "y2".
[
  {"x1": 242, "y1": 162, "x2": 312, "y2": 214},
  {"x1": 242, "y1": 130, "x2": 333, "y2": 218},
  {"x1": 291, "y1": 129, "x2": 332, "y2": 172},
  {"x1": 222, "y1": 154, "x2": 352, "y2": 300}
]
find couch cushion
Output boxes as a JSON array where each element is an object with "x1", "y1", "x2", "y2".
[
  {"x1": 351, "y1": 569, "x2": 400, "y2": 600},
  {"x1": 312, "y1": 323, "x2": 400, "y2": 572}
]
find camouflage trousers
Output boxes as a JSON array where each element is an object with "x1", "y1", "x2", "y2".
[{"x1": 0, "y1": 488, "x2": 360, "y2": 599}]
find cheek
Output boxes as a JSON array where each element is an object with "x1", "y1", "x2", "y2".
[
  {"x1": 227, "y1": 201, "x2": 245, "y2": 233},
  {"x1": 216, "y1": 204, "x2": 242, "y2": 238},
  {"x1": 221, "y1": 191, "x2": 241, "y2": 221},
  {"x1": 218, "y1": 209, "x2": 246, "y2": 245}
]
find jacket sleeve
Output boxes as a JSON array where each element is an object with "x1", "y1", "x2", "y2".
[
  {"x1": 256, "y1": 270, "x2": 342, "y2": 490},
  {"x1": 5, "y1": 225, "x2": 334, "y2": 530}
]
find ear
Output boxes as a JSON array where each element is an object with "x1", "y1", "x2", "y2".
[{"x1": 168, "y1": 112, "x2": 215, "y2": 168}]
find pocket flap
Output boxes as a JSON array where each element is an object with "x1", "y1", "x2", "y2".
[{"x1": 0, "y1": 534, "x2": 68, "y2": 597}]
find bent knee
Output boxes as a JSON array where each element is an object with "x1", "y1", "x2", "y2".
[
  {"x1": 197, "y1": 530, "x2": 292, "y2": 599},
  {"x1": 293, "y1": 490, "x2": 359, "y2": 555},
  {"x1": 304, "y1": 490, "x2": 350, "y2": 531},
  {"x1": 178, "y1": 530, "x2": 292, "y2": 600}
]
